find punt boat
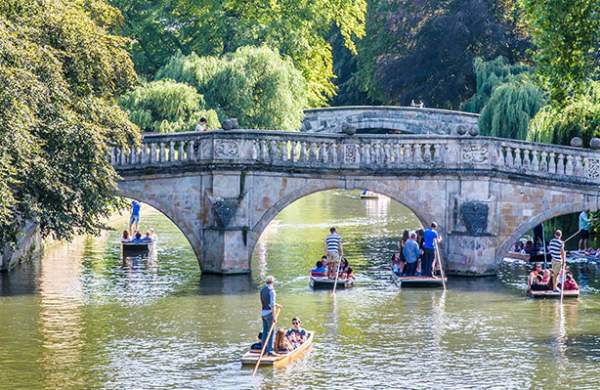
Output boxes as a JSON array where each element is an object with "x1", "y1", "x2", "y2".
[
  {"x1": 121, "y1": 241, "x2": 155, "y2": 257},
  {"x1": 360, "y1": 192, "x2": 379, "y2": 199},
  {"x1": 528, "y1": 289, "x2": 579, "y2": 299},
  {"x1": 391, "y1": 271, "x2": 446, "y2": 288},
  {"x1": 309, "y1": 276, "x2": 353, "y2": 289},
  {"x1": 241, "y1": 331, "x2": 315, "y2": 368}
]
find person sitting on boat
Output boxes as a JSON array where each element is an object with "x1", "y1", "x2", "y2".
[
  {"x1": 132, "y1": 231, "x2": 144, "y2": 243},
  {"x1": 344, "y1": 267, "x2": 354, "y2": 281},
  {"x1": 530, "y1": 274, "x2": 548, "y2": 291},
  {"x1": 274, "y1": 328, "x2": 293, "y2": 354},
  {"x1": 286, "y1": 317, "x2": 307, "y2": 348},
  {"x1": 524, "y1": 241, "x2": 535, "y2": 255},
  {"x1": 338, "y1": 258, "x2": 349, "y2": 275},
  {"x1": 250, "y1": 332, "x2": 263, "y2": 350},
  {"x1": 402, "y1": 232, "x2": 420, "y2": 276},
  {"x1": 513, "y1": 241, "x2": 524, "y2": 253},
  {"x1": 320, "y1": 255, "x2": 329, "y2": 269},
  {"x1": 528, "y1": 263, "x2": 543, "y2": 289},
  {"x1": 563, "y1": 273, "x2": 579, "y2": 290},
  {"x1": 142, "y1": 231, "x2": 155, "y2": 242},
  {"x1": 391, "y1": 253, "x2": 401, "y2": 275},
  {"x1": 121, "y1": 230, "x2": 131, "y2": 242},
  {"x1": 311, "y1": 261, "x2": 327, "y2": 276}
]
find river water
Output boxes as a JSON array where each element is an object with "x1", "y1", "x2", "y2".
[{"x1": 1, "y1": 190, "x2": 600, "y2": 389}]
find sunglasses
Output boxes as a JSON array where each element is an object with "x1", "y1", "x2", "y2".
[{"x1": 292, "y1": 321, "x2": 299, "y2": 325}]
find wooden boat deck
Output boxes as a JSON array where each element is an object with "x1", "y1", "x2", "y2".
[
  {"x1": 392, "y1": 272, "x2": 447, "y2": 288},
  {"x1": 528, "y1": 290, "x2": 579, "y2": 299},
  {"x1": 121, "y1": 241, "x2": 155, "y2": 257},
  {"x1": 241, "y1": 331, "x2": 314, "y2": 367},
  {"x1": 309, "y1": 276, "x2": 353, "y2": 289}
]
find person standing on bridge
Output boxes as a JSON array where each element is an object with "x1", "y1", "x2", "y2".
[
  {"x1": 422, "y1": 222, "x2": 441, "y2": 277},
  {"x1": 260, "y1": 276, "x2": 282, "y2": 356},
  {"x1": 325, "y1": 227, "x2": 343, "y2": 279},
  {"x1": 129, "y1": 199, "x2": 141, "y2": 235},
  {"x1": 195, "y1": 117, "x2": 208, "y2": 132},
  {"x1": 549, "y1": 230, "x2": 566, "y2": 291},
  {"x1": 578, "y1": 210, "x2": 591, "y2": 250}
]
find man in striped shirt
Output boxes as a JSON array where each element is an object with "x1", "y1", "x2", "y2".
[
  {"x1": 548, "y1": 230, "x2": 565, "y2": 290},
  {"x1": 324, "y1": 227, "x2": 343, "y2": 279}
]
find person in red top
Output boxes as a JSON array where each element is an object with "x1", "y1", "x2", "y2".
[{"x1": 563, "y1": 273, "x2": 579, "y2": 290}]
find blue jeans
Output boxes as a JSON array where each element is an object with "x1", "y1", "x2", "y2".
[
  {"x1": 261, "y1": 313, "x2": 274, "y2": 354},
  {"x1": 422, "y1": 248, "x2": 435, "y2": 276}
]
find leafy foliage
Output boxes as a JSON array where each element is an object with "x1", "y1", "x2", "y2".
[
  {"x1": 120, "y1": 80, "x2": 219, "y2": 133},
  {"x1": 0, "y1": 0, "x2": 138, "y2": 247},
  {"x1": 520, "y1": 0, "x2": 600, "y2": 105},
  {"x1": 156, "y1": 47, "x2": 308, "y2": 130},
  {"x1": 110, "y1": 0, "x2": 366, "y2": 106},
  {"x1": 354, "y1": 0, "x2": 530, "y2": 109},
  {"x1": 528, "y1": 82, "x2": 600, "y2": 145}
]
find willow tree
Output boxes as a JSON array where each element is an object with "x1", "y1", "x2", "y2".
[
  {"x1": 120, "y1": 80, "x2": 220, "y2": 133},
  {"x1": 0, "y1": 0, "x2": 138, "y2": 247},
  {"x1": 156, "y1": 47, "x2": 308, "y2": 130},
  {"x1": 111, "y1": 0, "x2": 366, "y2": 106}
]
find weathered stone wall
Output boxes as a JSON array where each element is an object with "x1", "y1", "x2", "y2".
[
  {"x1": 302, "y1": 106, "x2": 479, "y2": 135},
  {"x1": 0, "y1": 222, "x2": 43, "y2": 272}
]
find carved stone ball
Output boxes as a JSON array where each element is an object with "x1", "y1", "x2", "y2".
[
  {"x1": 468, "y1": 127, "x2": 479, "y2": 137},
  {"x1": 590, "y1": 138, "x2": 600, "y2": 149},
  {"x1": 456, "y1": 126, "x2": 468, "y2": 136},
  {"x1": 341, "y1": 123, "x2": 357, "y2": 136},
  {"x1": 221, "y1": 118, "x2": 239, "y2": 131},
  {"x1": 570, "y1": 137, "x2": 583, "y2": 147}
]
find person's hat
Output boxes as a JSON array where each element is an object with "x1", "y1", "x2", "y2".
[{"x1": 265, "y1": 275, "x2": 275, "y2": 284}]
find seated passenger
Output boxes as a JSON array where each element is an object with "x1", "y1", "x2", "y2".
[
  {"x1": 286, "y1": 317, "x2": 307, "y2": 348},
  {"x1": 528, "y1": 263, "x2": 542, "y2": 288},
  {"x1": 142, "y1": 231, "x2": 155, "y2": 242},
  {"x1": 391, "y1": 253, "x2": 401, "y2": 275},
  {"x1": 524, "y1": 240, "x2": 535, "y2": 255},
  {"x1": 530, "y1": 274, "x2": 548, "y2": 291},
  {"x1": 250, "y1": 332, "x2": 262, "y2": 350},
  {"x1": 345, "y1": 267, "x2": 354, "y2": 281},
  {"x1": 121, "y1": 230, "x2": 130, "y2": 242},
  {"x1": 339, "y1": 257, "x2": 349, "y2": 274},
  {"x1": 274, "y1": 328, "x2": 293, "y2": 354},
  {"x1": 320, "y1": 255, "x2": 328, "y2": 268},
  {"x1": 311, "y1": 261, "x2": 327, "y2": 276},
  {"x1": 132, "y1": 231, "x2": 143, "y2": 243},
  {"x1": 563, "y1": 273, "x2": 579, "y2": 290}
]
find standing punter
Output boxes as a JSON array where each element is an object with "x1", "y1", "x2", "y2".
[
  {"x1": 422, "y1": 222, "x2": 441, "y2": 277},
  {"x1": 549, "y1": 230, "x2": 566, "y2": 291},
  {"x1": 129, "y1": 199, "x2": 141, "y2": 235},
  {"x1": 579, "y1": 210, "x2": 591, "y2": 250},
  {"x1": 260, "y1": 276, "x2": 282, "y2": 356},
  {"x1": 324, "y1": 227, "x2": 343, "y2": 279}
]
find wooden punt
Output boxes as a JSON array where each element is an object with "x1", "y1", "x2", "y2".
[
  {"x1": 121, "y1": 241, "x2": 154, "y2": 257},
  {"x1": 309, "y1": 276, "x2": 353, "y2": 289},
  {"x1": 391, "y1": 271, "x2": 447, "y2": 288},
  {"x1": 360, "y1": 194, "x2": 379, "y2": 199},
  {"x1": 528, "y1": 289, "x2": 580, "y2": 299},
  {"x1": 241, "y1": 331, "x2": 315, "y2": 367}
]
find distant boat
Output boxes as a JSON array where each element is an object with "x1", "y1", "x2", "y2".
[
  {"x1": 391, "y1": 271, "x2": 446, "y2": 288},
  {"x1": 309, "y1": 275, "x2": 354, "y2": 289},
  {"x1": 528, "y1": 289, "x2": 579, "y2": 299},
  {"x1": 360, "y1": 190, "x2": 378, "y2": 199}
]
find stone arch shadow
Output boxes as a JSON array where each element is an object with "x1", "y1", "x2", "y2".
[
  {"x1": 247, "y1": 179, "x2": 442, "y2": 262},
  {"x1": 496, "y1": 200, "x2": 599, "y2": 261}
]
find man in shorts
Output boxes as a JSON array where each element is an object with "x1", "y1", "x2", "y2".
[
  {"x1": 548, "y1": 230, "x2": 565, "y2": 291},
  {"x1": 578, "y1": 210, "x2": 591, "y2": 250},
  {"x1": 129, "y1": 199, "x2": 141, "y2": 235},
  {"x1": 324, "y1": 227, "x2": 343, "y2": 279}
]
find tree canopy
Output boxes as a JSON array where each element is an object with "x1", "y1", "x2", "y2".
[
  {"x1": 0, "y1": 0, "x2": 138, "y2": 246},
  {"x1": 156, "y1": 47, "x2": 308, "y2": 130},
  {"x1": 110, "y1": 0, "x2": 366, "y2": 106}
]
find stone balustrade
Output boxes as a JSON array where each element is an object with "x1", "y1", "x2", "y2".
[{"x1": 112, "y1": 131, "x2": 600, "y2": 185}]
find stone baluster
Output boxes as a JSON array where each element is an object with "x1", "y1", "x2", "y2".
[
  {"x1": 522, "y1": 149, "x2": 531, "y2": 169},
  {"x1": 130, "y1": 148, "x2": 137, "y2": 165},
  {"x1": 178, "y1": 141, "x2": 184, "y2": 162},
  {"x1": 309, "y1": 142, "x2": 318, "y2": 162},
  {"x1": 548, "y1": 152, "x2": 556, "y2": 173},
  {"x1": 300, "y1": 141, "x2": 308, "y2": 163},
  {"x1": 260, "y1": 140, "x2": 269, "y2": 162},
  {"x1": 574, "y1": 155, "x2": 584, "y2": 176},
  {"x1": 120, "y1": 148, "x2": 127, "y2": 166},
  {"x1": 556, "y1": 153, "x2": 565, "y2": 174},
  {"x1": 251, "y1": 140, "x2": 259, "y2": 160},
  {"x1": 384, "y1": 143, "x2": 392, "y2": 166},
  {"x1": 513, "y1": 147, "x2": 522, "y2": 168},
  {"x1": 139, "y1": 144, "x2": 147, "y2": 164},
  {"x1": 394, "y1": 143, "x2": 402, "y2": 166},
  {"x1": 363, "y1": 144, "x2": 372, "y2": 166},
  {"x1": 270, "y1": 140, "x2": 279, "y2": 162},
  {"x1": 110, "y1": 148, "x2": 117, "y2": 165},
  {"x1": 414, "y1": 144, "x2": 423, "y2": 164},
  {"x1": 168, "y1": 141, "x2": 175, "y2": 162},
  {"x1": 330, "y1": 142, "x2": 338, "y2": 164},
  {"x1": 432, "y1": 144, "x2": 441, "y2": 163},
  {"x1": 531, "y1": 150, "x2": 540, "y2": 171},
  {"x1": 503, "y1": 146, "x2": 512, "y2": 167},
  {"x1": 280, "y1": 140, "x2": 288, "y2": 162},
  {"x1": 373, "y1": 143, "x2": 382, "y2": 165},
  {"x1": 157, "y1": 142, "x2": 165, "y2": 162},
  {"x1": 289, "y1": 140, "x2": 297, "y2": 162},
  {"x1": 423, "y1": 143, "x2": 432, "y2": 162},
  {"x1": 565, "y1": 155, "x2": 574, "y2": 175},
  {"x1": 539, "y1": 151, "x2": 547, "y2": 172},
  {"x1": 320, "y1": 142, "x2": 328, "y2": 164},
  {"x1": 189, "y1": 140, "x2": 196, "y2": 161},
  {"x1": 148, "y1": 143, "x2": 155, "y2": 163}
]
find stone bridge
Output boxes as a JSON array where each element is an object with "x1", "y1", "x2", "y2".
[{"x1": 112, "y1": 123, "x2": 600, "y2": 276}]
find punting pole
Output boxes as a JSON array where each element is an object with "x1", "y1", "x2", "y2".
[
  {"x1": 252, "y1": 306, "x2": 281, "y2": 376},
  {"x1": 332, "y1": 255, "x2": 343, "y2": 296},
  {"x1": 434, "y1": 240, "x2": 447, "y2": 290},
  {"x1": 541, "y1": 223, "x2": 548, "y2": 269}
]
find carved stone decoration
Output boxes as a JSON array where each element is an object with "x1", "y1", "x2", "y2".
[
  {"x1": 585, "y1": 159, "x2": 600, "y2": 179},
  {"x1": 211, "y1": 196, "x2": 239, "y2": 228},
  {"x1": 460, "y1": 201, "x2": 489, "y2": 235},
  {"x1": 344, "y1": 144, "x2": 358, "y2": 164},
  {"x1": 215, "y1": 140, "x2": 239, "y2": 159},
  {"x1": 462, "y1": 144, "x2": 488, "y2": 163}
]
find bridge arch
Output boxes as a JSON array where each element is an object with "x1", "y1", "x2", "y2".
[{"x1": 497, "y1": 200, "x2": 599, "y2": 259}]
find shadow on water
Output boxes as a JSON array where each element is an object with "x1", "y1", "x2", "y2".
[
  {"x1": 195, "y1": 274, "x2": 257, "y2": 296},
  {"x1": 0, "y1": 260, "x2": 39, "y2": 296}
]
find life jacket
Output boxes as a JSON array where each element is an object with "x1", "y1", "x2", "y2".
[{"x1": 260, "y1": 285, "x2": 272, "y2": 311}]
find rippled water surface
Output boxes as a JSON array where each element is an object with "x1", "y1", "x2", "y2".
[{"x1": 2, "y1": 190, "x2": 600, "y2": 389}]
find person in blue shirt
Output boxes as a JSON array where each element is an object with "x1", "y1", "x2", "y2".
[
  {"x1": 402, "y1": 232, "x2": 421, "y2": 276},
  {"x1": 259, "y1": 276, "x2": 282, "y2": 356},
  {"x1": 578, "y1": 210, "x2": 591, "y2": 250},
  {"x1": 311, "y1": 261, "x2": 327, "y2": 275},
  {"x1": 422, "y1": 222, "x2": 441, "y2": 277},
  {"x1": 129, "y1": 200, "x2": 142, "y2": 235}
]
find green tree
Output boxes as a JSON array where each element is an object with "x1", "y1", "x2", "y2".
[
  {"x1": 110, "y1": 0, "x2": 367, "y2": 106},
  {"x1": 0, "y1": 0, "x2": 138, "y2": 247},
  {"x1": 120, "y1": 80, "x2": 219, "y2": 133},
  {"x1": 156, "y1": 47, "x2": 308, "y2": 130},
  {"x1": 528, "y1": 82, "x2": 600, "y2": 145},
  {"x1": 520, "y1": 0, "x2": 600, "y2": 105}
]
